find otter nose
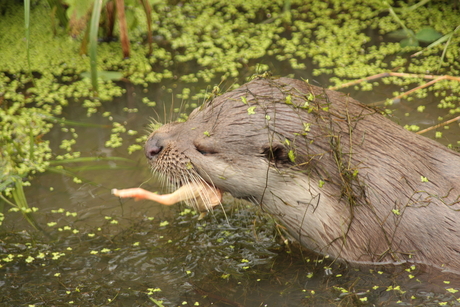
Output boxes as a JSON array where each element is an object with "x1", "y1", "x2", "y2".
[{"x1": 144, "y1": 137, "x2": 163, "y2": 160}]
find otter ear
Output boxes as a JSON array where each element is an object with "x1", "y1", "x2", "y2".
[{"x1": 262, "y1": 143, "x2": 290, "y2": 164}]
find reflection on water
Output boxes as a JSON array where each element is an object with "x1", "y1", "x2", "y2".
[{"x1": 1, "y1": 80, "x2": 459, "y2": 306}]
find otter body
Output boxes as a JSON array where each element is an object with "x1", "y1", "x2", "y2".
[{"x1": 144, "y1": 77, "x2": 460, "y2": 272}]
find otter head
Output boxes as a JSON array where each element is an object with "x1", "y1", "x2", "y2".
[{"x1": 145, "y1": 78, "x2": 313, "y2": 199}]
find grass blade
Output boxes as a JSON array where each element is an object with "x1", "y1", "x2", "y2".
[
  {"x1": 89, "y1": 0, "x2": 103, "y2": 94},
  {"x1": 10, "y1": 178, "x2": 38, "y2": 230},
  {"x1": 24, "y1": 0, "x2": 35, "y2": 86},
  {"x1": 410, "y1": 25, "x2": 460, "y2": 72},
  {"x1": 48, "y1": 156, "x2": 135, "y2": 165}
]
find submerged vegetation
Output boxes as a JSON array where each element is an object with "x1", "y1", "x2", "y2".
[{"x1": 1, "y1": 0, "x2": 460, "y2": 305}]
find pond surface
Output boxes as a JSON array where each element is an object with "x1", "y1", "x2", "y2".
[{"x1": 1, "y1": 78, "x2": 460, "y2": 306}]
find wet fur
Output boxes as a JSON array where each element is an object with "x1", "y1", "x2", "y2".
[{"x1": 145, "y1": 77, "x2": 460, "y2": 273}]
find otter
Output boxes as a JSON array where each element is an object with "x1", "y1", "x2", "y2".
[{"x1": 113, "y1": 77, "x2": 460, "y2": 273}]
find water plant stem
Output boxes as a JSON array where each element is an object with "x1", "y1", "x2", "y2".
[
  {"x1": 89, "y1": 0, "x2": 103, "y2": 94},
  {"x1": 24, "y1": 0, "x2": 34, "y2": 86}
]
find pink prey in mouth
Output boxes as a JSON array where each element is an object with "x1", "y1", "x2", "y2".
[{"x1": 112, "y1": 181, "x2": 223, "y2": 219}]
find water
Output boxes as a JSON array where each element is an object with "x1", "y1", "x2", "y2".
[{"x1": 1, "y1": 78, "x2": 460, "y2": 306}]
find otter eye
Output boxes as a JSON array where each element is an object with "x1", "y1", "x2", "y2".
[
  {"x1": 195, "y1": 143, "x2": 217, "y2": 155},
  {"x1": 262, "y1": 144, "x2": 289, "y2": 163},
  {"x1": 197, "y1": 147, "x2": 209, "y2": 155}
]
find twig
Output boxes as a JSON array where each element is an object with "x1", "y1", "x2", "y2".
[
  {"x1": 330, "y1": 72, "x2": 460, "y2": 91},
  {"x1": 416, "y1": 115, "x2": 460, "y2": 135},
  {"x1": 329, "y1": 72, "x2": 460, "y2": 135}
]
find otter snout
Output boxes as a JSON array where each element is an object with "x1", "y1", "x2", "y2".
[{"x1": 144, "y1": 136, "x2": 163, "y2": 160}]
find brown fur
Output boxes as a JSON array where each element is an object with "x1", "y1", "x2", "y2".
[{"x1": 145, "y1": 77, "x2": 460, "y2": 273}]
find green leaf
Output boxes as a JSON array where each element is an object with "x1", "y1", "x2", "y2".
[
  {"x1": 411, "y1": 30, "x2": 454, "y2": 57},
  {"x1": 288, "y1": 150, "x2": 296, "y2": 163},
  {"x1": 148, "y1": 297, "x2": 165, "y2": 307},
  {"x1": 247, "y1": 106, "x2": 256, "y2": 115},
  {"x1": 47, "y1": 156, "x2": 134, "y2": 165},
  {"x1": 400, "y1": 37, "x2": 419, "y2": 48},
  {"x1": 415, "y1": 27, "x2": 443, "y2": 43},
  {"x1": 388, "y1": 29, "x2": 414, "y2": 40},
  {"x1": 89, "y1": 0, "x2": 103, "y2": 93},
  {"x1": 125, "y1": 9, "x2": 138, "y2": 30},
  {"x1": 318, "y1": 180, "x2": 325, "y2": 188},
  {"x1": 64, "y1": 0, "x2": 93, "y2": 19}
]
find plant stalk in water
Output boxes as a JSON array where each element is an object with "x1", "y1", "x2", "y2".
[{"x1": 89, "y1": 0, "x2": 103, "y2": 94}]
